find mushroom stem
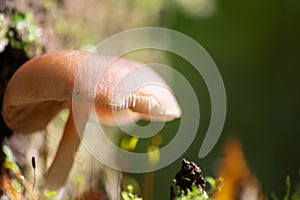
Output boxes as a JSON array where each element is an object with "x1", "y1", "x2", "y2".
[{"x1": 44, "y1": 103, "x2": 90, "y2": 190}]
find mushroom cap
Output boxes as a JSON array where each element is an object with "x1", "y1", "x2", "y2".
[{"x1": 2, "y1": 50, "x2": 181, "y2": 133}]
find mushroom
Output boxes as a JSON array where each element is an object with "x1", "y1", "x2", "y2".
[{"x1": 1, "y1": 50, "x2": 181, "y2": 190}]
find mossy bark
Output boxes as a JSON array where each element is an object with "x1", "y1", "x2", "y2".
[{"x1": 0, "y1": 0, "x2": 59, "y2": 171}]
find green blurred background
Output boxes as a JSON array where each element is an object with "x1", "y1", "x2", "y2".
[
  {"x1": 1, "y1": 0, "x2": 300, "y2": 199},
  {"x1": 130, "y1": 0, "x2": 300, "y2": 199}
]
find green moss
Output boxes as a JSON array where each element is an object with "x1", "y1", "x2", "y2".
[
  {"x1": 0, "y1": 10, "x2": 43, "y2": 57},
  {"x1": 10, "y1": 11, "x2": 43, "y2": 56},
  {"x1": 122, "y1": 185, "x2": 143, "y2": 200},
  {"x1": 175, "y1": 186, "x2": 210, "y2": 200}
]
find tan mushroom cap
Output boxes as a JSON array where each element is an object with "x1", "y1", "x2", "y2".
[{"x1": 2, "y1": 50, "x2": 181, "y2": 133}]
